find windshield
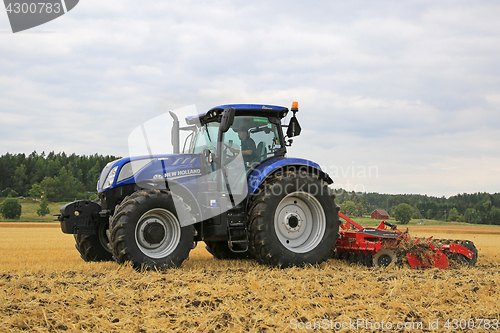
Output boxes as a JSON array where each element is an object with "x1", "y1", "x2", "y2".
[{"x1": 190, "y1": 123, "x2": 219, "y2": 154}]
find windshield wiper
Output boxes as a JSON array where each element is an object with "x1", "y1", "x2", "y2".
[{"x1": 205, "y1": 124, "x2": 212, "y2": 142}]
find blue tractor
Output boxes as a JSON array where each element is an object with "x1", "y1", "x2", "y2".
[{"x1": 57, "y1": 102, "x2": 340, "y2": 269}]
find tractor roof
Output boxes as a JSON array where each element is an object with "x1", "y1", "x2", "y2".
[{"x1": 186, "y1": 104, "x2": 289, "y2": 125}]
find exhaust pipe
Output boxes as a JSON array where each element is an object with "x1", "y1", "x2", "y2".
[{"x1": 169, "y1": 111, "x2": 180, "y2": 154}]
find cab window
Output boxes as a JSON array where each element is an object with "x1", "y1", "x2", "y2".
[{"x1": 226, "y1": 116, "x2": 281, "y2": 165}]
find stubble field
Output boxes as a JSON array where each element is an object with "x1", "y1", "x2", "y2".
[{"x1": 1, "y1": 223, "x2": 499, "y2": 332}]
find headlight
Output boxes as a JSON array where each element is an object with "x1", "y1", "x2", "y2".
[
  {"x1": 102, "y1": 166, "x2": 118, "y2": 190},
  {"x1": 98, "y1": 159, "x2": 120, "y2": 190}
]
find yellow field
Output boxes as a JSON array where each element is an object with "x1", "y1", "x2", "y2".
[{"x1": 1, "y1": 224, "x2": 499, "y2": 332}]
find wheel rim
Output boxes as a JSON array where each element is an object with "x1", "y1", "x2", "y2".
[
  {"x1": 378, "y1": 254, "x2": 392, "y2": 266},
  {"x1": 274, "y1": 191, "x2": 326, "y2": 254},
  {"x1": 373, "y1": 249, "x2": 397, "y2": 267},
  {"x1": 135, "y1": 208, "x2": 181, "y2": 259}
]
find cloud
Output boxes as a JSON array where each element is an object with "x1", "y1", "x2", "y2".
[{"x1": 1, "y1": 0, "x2": 500, "y2": 196}]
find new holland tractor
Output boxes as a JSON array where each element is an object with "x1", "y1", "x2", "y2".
[{"x1": 57, "y1": 102, "x2": 341, "y2": 269}]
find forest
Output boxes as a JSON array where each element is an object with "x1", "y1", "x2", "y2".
[
  {"x1": 0, "y1": 151, "x2": 118, "y2": 202},
  {"x1": 1, "y1": 151, "x2": 499, "y2": 225},
  {"x1": 335, "y1": 189, "x2": 500, "y2": 225}
]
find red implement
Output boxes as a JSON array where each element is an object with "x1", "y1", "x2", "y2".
[{"x1": 334, "y1": 212, "x2": 478, "y2": 269}]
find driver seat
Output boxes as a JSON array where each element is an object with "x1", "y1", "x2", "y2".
[{"x1": 256, "y1": 141, "x2": 267, "y2": 162}]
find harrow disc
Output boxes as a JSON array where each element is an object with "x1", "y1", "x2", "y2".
[
  {"x1": 457, "y1": 240, "x2": 478, "y2": 266},
  {"x1": 364, "y1": 253, "x2": 373, "y2": 267},
  {"x1": 430, "y1": 238, "x2": 478, "y2": 267}
]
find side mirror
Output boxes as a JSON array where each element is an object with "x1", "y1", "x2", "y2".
[
  {"x1": 203, "y1": 148, "x2": 213, "y2": 166},
  {"x1": 286, "y1": 116, "x2": 301, "y2": 138},
  {"x1": 219, "y1": 107, "x2": 236, "y2": 133}
]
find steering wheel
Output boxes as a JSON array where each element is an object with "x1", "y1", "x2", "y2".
[{"x1": 223, "y1": 143, "x2": 238, "y2": 161}]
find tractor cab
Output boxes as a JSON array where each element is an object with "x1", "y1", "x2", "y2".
[
  {"x1": 186, "y1": 105, "x2": 289, "y2": 169},
  {"x1": 183, "y1": 104, "x2": 290, "y2": 152},
  {"x1": 168, "y1": 104, "x2": 298, "y2": 198}
]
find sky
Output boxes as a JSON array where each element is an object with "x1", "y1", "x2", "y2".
[{"x1": 1, "y1": 0, "x2": 499, "y2": 197}]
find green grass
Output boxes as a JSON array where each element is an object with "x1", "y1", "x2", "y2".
[
  {"x1": 346, "y1": 215, "x2": 499, "y2": 227},
  {"x1": 2, "y1": 199, "x2": 499, "y2": 227},
  {"x1": 0, "y1": 198, "x2": 70, "y2": 222}
]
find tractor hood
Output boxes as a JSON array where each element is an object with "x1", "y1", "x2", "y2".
[{"x1": 97, "y1": 154, "x2": 202, "y2": 193}]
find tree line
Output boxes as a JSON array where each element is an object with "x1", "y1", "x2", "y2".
[
  {"x1": 335, "y1": 189, "x2": 500, "y2": 225},
  {"x1": 1, "y1": 151, "x2": 499, "y2": 225},
  {"x1": 0, "y1": 151, "x2": 119, "y2": 202}
]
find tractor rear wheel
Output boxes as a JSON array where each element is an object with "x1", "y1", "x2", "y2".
[
  {"x1": 205, "y1": 241, "x2": 251, "y2": 260},
  {"x1": 109, "y1": 190, "x2": 195, "y2": 270},
  {"x1": 248, "y1": 170, "x2": 340, "y2": 267}
]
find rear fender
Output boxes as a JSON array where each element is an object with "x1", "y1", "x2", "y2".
[{"x1": 247, "y1": 157, "x2": 333, "y2": 194}]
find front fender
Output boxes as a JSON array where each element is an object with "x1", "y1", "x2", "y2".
[
  {"x1": 247, "y1": 157, "x2": 333, "y2": 194},
  {"x1": 135, "y1": 179, "x2": 202, "y2": 226}
]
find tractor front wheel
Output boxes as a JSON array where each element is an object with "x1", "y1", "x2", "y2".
[
  {"x1": 109, "y1": 190, "x2": 195, "y2": 270},
  {"x1": 74, "y1": 199, "x2": 113, "y2": 262},
  {"x1": 248, "y1": 170, "x2": 339, "y2": 267}
]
